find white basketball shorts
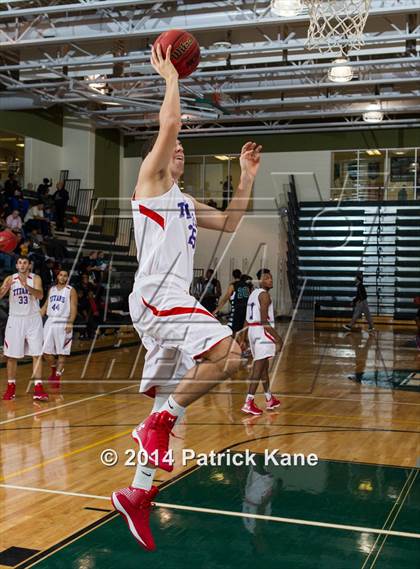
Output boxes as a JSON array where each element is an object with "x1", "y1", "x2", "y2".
[
  {"x1": 43, "y1": 318, "x2": 73, "y2": 356},
  {"x1": 129, "y1": 277, "x2": 232, "y2": 360},
  {"x1": 4, "y1": 313, "x2": 43, "y2": 358},
  {"x1": 140, "y1": 335, "x2": 194, "y2": 394},
  {"x1": 248, "y1": 325, "x2": 276, "y2": 361}
]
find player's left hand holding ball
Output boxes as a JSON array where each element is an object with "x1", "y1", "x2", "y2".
[
  {"x1": 240, "y1": 142, "x2": 263, "y2": 179},
  {"x1": 151, "y1": 44, "x2": 178, "y2": 81}
]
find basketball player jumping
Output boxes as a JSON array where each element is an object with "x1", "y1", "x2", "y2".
[
  {"x1": 41, "y1": 270, "x2": 77, "y2": 388},
  {"x1": 241, "y1": 269, "x2": 282, "y2": 415},
  {"x1": 111, "y1": 44, "x2": 262, "y2": 551},
  {"x1": 1, "y1": 256, "x2": 48, "y2": 401}
]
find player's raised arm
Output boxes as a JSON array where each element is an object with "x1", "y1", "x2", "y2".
[
  {"x1": 0, "y1": 275, "x2": 12, "y2": 299},
  {"x1": 134, "y1": 45, "x2": 181, "y2": 199},
  {"x1": 192, "y1": 142, "x2": 262, "y2": 232}
]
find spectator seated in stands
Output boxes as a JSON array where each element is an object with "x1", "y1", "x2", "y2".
[
  {"x1": 6, "y1": 210, "x2": 23, "y2": 232},
  {"x1": 96, "y1": 250, "x2": 109, "y2": 282},
  {"x1": 4, "y1": 173, "x2": 20, "y2": 198},
  {"x1": 24, "y1": 201, "x2": 50, "y2": 237},
  {"x1": 27, "y1": 229, "x2": 46, "y2": 271},
  {"x1": 43, "y1": 235, "x2": 69, "y2": 263},
  {"x1": 76, "y1": 274, "x2": 105, "y2": 339},
  {"x1": 78, "y1": 251, "x2": 100, "y2": 282},
  {"x1": 10, "y1": 189, "x2": 30, "y2": 219},
  {"x1": 37, "y1": 177, "x2": 52, "y2": 203}
]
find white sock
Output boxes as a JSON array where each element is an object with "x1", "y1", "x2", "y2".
[
  {"x1": 132, "y1": 465, "x2": 156, "y2": 491},
  {"x1": 56, "y1": 369, "x2": 63, "y2": 377},
  {"x1": 159, "y1": 395, "x2": 185, "y2": 424},
  {"x1": 34, "y1": 379, "x2": 42, "y2": 385},
  {"x1": 151, "y1": 393, "x2": 168, "y2": 414},
  {"x1": 264, "y1": 391, "x2": 272, "y2": 401},
  {"x1": 8, "y1": 379, "x2": 16, "y2": 384},
  {"x1": 246, "y1": 394, "x2": 254, "y2": 402}
]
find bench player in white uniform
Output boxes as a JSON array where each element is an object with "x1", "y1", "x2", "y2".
[
  {"x1": 111, "y1": 43, "x2": 263, "y2": 552},
  {"x1": 241, "y1": 269, "x2": 282, "y2": 416},
  {"x1": 41, "y1": 270, "x2": 77, "y2": 388},
  {"x1": 0, "y1": 256, "x2": 47, "y2": 401}
]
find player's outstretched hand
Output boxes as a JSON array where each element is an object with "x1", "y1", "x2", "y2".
[
  {"x1": 151, "y1": 44, "x2": 178, "y2": 81},
  {"x1": 239, "y1": 142, "x2": 263, "y2": 178}
]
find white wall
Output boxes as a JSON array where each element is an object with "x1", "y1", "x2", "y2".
[
  {"x1": 120, "y1": 156, "x2": 140, "y2": 200},
  {"x1": 24, "y1": 137, "x2": 62, "y2": 188},
  {"x1": 195, "y1": 213, "x2": 290, "y2": 315},
  {"x1": 62, "y1": 116, "x2": 95, "y2": 188},
  {"x1": 24, "y1": 117, "x2": 96, "y2": 190},
  {"x1": 255, "y1": 150, "x2": 332, "y2": 207}
]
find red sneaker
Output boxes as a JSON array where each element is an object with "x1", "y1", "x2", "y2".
[
  {"x1": 2, "y1": 382, "x2": 16, "y2": 400},
  {"x1": 111, "y1": 486, "x2": 158, "y2": 551},
  {"x1": 132, "y1": 411, "x2": 176, "y2": 472},
  {"x1": 49, "y1": 373, "x2": 61, "y2": 391},
  {"x1": 241, "y1": 399, "x2": 263, "y2": 416},
  {"x1": 266, "y1": 395, "x2": 281, "y2": 410},
  {"x1": 33, "y1": 384, "x2": 49, "y2": 401}
]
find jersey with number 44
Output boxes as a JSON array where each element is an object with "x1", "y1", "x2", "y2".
[
  {"x1": 47, "y1": 285, "x2": 73, "y2": 320},
  {"x1": 9, "y1": 273, "x2": 40, "y2": 316}
]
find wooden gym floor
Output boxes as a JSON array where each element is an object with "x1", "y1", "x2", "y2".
[{"x1": 0, "y1": 322, "x2": 419, "y2": 568}]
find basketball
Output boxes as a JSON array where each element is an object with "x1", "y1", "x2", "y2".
[
  {"x1": 0, "y1": 229, "x2": 18, "y2": 253},
  {"x1": 153, "y1": 29, "x2": 200, "y2": 78}
]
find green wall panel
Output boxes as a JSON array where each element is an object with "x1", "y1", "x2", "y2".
[
  {"x1": 124, "y1": 127, "x2": 420, "y2": 157},
  {"x1": 0, "y1": 107, "x2": 63, "y2": 145},
  {"x1": 94, "y1": 128, "x2": 120, "y2": 199}
]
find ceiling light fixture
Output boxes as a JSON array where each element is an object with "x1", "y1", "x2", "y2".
[
  {"x1": 328, "y1": 58, "x2": 353, "y2": 83},
  {"x1": 212, "y1": 41, "x2": 232, "y2": 50},
  {"x1": 363, "y1": 103, "x2": 383, "y2": 123},
  {"x1": 214, "y1": 155, "x2": 234, "y2": 161},
  {"x1": 86, "y1": 74, "x2": 107, "y2": 94},
  {"x1": 271, "y1": 0, "x2": 303, "y2": 17}
]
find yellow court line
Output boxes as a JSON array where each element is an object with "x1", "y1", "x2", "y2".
[
  {"x1": 0, "y1": 428, "x2": 133, "y2": 483},
  {"x1": 280, "y1": 410, "x2": 420, "y2": 427}
]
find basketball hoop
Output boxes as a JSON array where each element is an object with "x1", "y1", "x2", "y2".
[{"x1": 304, "y1": 0, "x2": 372, "y2": 56}]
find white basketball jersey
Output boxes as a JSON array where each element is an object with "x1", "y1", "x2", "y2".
[
  {"x1": 246, "y1": 288, "x2": 274, "y2": 325},
  {"x1": 47, "y1": 285, "x2": 72, "y2": 319},
  {"x1": 9, "y1": 273, "x2": 40, "y2": 316},
  {"x1": 131, "y1": 183, "x2": 196, "y2": 288}
]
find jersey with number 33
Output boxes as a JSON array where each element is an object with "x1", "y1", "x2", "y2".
[{"x1": 9, "y1": 273, "x2": 40, "y2": 316}]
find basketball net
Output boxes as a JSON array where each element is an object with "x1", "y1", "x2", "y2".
[{"x1": 304, "y1": 0, "x2": 372, "y2": 56}]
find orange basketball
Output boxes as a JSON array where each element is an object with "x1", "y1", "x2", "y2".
[
  {"x1": 0, "y1": 230, "x2": 18, "y2": 253},
  {"x1": 153, "y1": 29, "x2": 200, "y2": 78}
]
